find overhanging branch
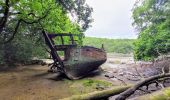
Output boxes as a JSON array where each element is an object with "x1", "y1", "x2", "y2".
[
  {"x1": 4, "y1": 19, "x2": 22, "y2": 43},
  {"x1": 0, "y1": 0, "x2": 10, "y2": 34},
  {"x1": 4, "y1": 8, "x2": 50, "y2": 43}
]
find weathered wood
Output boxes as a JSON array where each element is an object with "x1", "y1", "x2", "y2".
[
  {"x1": 43, "y1": 31, "x2": 107, "y2": 79},
  {"x1": 42, "y1": 31, "x2": 65, "y2": 72},
  {"x1": 133, "y1": 87, "x2": 170, "y2": 100},
  {"x1": 116, "y1": 73, "x2": 170, "y2": 100},
  {"x1": 54, "y1": 45, "x2": 76, "y2": 50},
  {"x1": 60, "y1": 85, "x2": 131, "y2": 100},
  {"x1": 60, "y1": 36, "x2": 64, "y2": 45},
  {"x1": 70, "y1": 34, "x2": 74, "y2": 44},
  {"x1": 48, "y1": 33, "x2": 81, "y2": 37}
]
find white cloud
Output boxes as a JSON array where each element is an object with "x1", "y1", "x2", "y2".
[{"x1": 85, "y1": 0, "x2": 137, "y2": 39}]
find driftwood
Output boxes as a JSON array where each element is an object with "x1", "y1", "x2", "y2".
[
  {"x1": 60, "y1": 60, "x2": 170, "y2": 100},
  {"x1": 134, "y1": 86, "x2": 170, "y2": 100},
  {"x1": 60, "y1": 85, "x2": 131, "y2": 100},
  {"x1": 60, "y1": 74, "x2": 170, "y2": 100},
  {"x1": 115, "y1": 73, "x2": 170, "y2": 100}
]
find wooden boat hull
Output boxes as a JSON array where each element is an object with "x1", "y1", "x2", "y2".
[{"x1": 63, "y1": 46, "x2": 107, "y2": 79}]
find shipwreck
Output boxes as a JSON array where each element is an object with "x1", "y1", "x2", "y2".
[{"x1": 42, "y1": 31, "x2": 107, "y2": 79}]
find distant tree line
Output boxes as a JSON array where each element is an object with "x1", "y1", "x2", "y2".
[{"x1": 83, "y1": 37, "x2": 135, "y2": 54}]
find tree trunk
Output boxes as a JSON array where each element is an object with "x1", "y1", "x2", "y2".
[
  {"x1": 116, "y1": 73, "x2": 170, "y2": 100},
  {"x1": 133, "y1": 87, "x2": 170, "y2": 100},
  {"x1": 60, "y1": 85, "x2": 131, "y2": 100},
  {"x1": 0, "y1": 0, "x2": 9, "y2": 34}
]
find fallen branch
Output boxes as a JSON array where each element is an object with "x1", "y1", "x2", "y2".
[
  {"x1": 60, "y1": 85, "x2": 131, "y2": 100},
  {"x1": 134, "y1": 87, "x2": 170, "y2": 100},
  {"x1": 115, "y1": 73, "x2": 170, "y2": 100}
]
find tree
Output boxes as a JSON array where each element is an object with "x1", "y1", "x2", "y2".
[
  {"x1": 132, "y1": 0, "x2": 170, "y2": 61},
  {"x1": 0, "y1": 0, "x2": 93, "y2": 65},
  {"x1": 0, "y1": 0, "x2": 93, "y2": 43}
]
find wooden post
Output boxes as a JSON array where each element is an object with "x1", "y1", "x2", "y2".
[
  {"x1": 60, "y1": 36, "x2": 64, "y2": 45},
  {"x1": 70, "y1": 34, "x2": 74, "y2": 45}
]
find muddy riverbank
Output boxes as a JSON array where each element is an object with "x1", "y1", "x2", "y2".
[
  {"x1": 0, "y1": 65, "x2": 115, "y2": 100},
  {"x1": 0, "y1": 54, "x2": 169, "y2": 100}
]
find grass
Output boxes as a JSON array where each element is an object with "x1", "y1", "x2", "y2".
[{"x1": 82, "y1": 79, "x2": 112, "y2": 87}]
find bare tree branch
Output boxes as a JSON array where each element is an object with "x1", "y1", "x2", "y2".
[
  {"x1": 4, "y1": 19, "x2": 22, "y2": 43},
  {"x1": 0, "y1": 0, "x2": 9, "y2": 34},
  {"x1": 116, "y1": 73, "x2": 170, "y2": 100},
  {"x1": 4, "y1": 8, "x2": 50, "y2": 43}
]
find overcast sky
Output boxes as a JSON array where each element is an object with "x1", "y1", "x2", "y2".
[{"x1": 85, "y1": 0, "x2": 137, "y2": 39}]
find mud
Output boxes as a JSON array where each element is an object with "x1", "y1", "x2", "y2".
[
  {"x1": 0, "y1": 65, "x2": 113, "y2": 100},
  {"x1": 0, "y1": 54, "x2": 169, "y2": 100}
]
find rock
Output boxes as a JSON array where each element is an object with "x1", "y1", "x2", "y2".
[
  {"x1": 105, "y1": 73, "x2": 115, "y2": 78},
  {"x1": 118, "y1": 72, "x2": 125, "y2": 76},
  {"x1": 96, "y1": 84, "x2": 106, "y2": 90}
]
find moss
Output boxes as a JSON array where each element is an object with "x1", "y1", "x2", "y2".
[
  {"x1": 164, "y1": 88, "x2": 170, "y2": 96},
  {"x1": 150, "y1": 88, "x2": 170, "y2": 100},
  {"x1": 151, "y1": 94, "x2": 167, "y2": 100},
  {"x1": 82, "y1": 79, "x2": 112, "y2": 87},
  {"x1": 66, "y1": 78, "x2": 113, "y2": 95},
  {"x1": 61, "y1": 85, "x2": 131, "y2": 100}
]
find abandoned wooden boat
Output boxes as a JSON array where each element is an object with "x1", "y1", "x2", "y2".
[
  {"x1": 63, "y1": 46, "x2": 106, "y2": 79},
  {"x1": 42, "y1": 31, "x2": 107, "y2": 79}
]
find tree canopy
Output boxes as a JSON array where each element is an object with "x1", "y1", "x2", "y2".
[
  {"x1": 0, "y1": 0, "x2": 93, "y2": 43},
  {"x1": 0, "y1": 0, "x2": 93, "y2": 65},
  {"x1": 132, "y1": 0, "x2": 170, "y2": 61}
]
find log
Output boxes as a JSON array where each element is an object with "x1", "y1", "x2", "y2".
[
  {"x1": 116, "y1": 73, "x2": 170, "y2": 100},
  {"x1": 133, "y1": 87, "x2": 170, "y2": 100},
  {"x1": 60, "y1": 85, "x2": 131, "y2": 100}
]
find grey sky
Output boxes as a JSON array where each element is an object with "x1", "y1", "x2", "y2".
[{"x1": 85, "y1": 0, "x2": 137, "y2": 39}]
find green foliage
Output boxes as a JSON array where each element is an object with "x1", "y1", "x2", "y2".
[
  {"x1": 132, "y1": 0, "x2": 170, "y2": 61},
  {"x1": 0, "y1": 0, "x2": 92, "y2": 65},
  {"x1": 83, "y1": 37, "x2": 134, "y2": 54},
  {"x1": 56, "y1": 0, "x2": 93, "y2": 31},
  {"x1": 0, "y1": 29, "x2": 47, "y2": 65}
]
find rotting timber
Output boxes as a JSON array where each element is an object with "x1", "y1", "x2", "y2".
[{"x1": 42, "y1": 31, "x2": 107, "y2": 79}]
